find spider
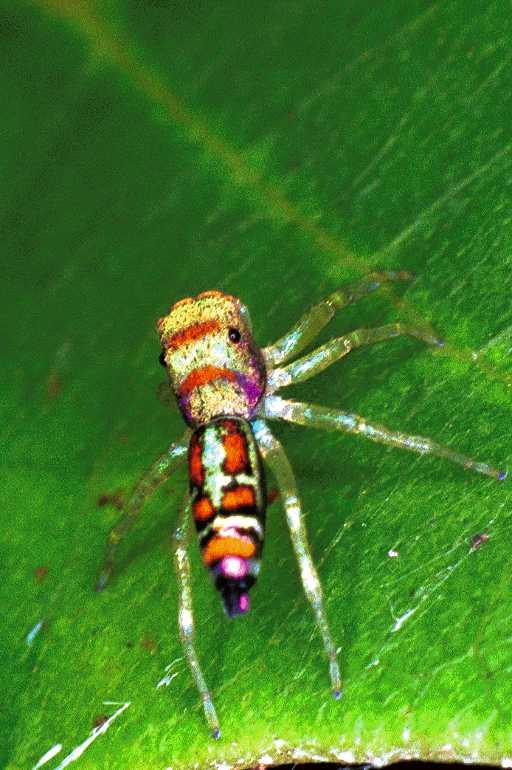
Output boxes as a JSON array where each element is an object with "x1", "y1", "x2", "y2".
[{"x1": 96, "y1": 271, "x2": 505, "y2": 739}]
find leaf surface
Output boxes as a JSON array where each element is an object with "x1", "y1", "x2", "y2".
[{"x1": 2, "y1": 1, "x2": 512, "y2": 768}]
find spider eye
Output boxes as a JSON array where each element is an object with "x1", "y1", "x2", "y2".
[
  {"x1": 228, "y1": 327, "x2": 241, "y2": 343},
  {"x1": 159, "y1": 350, "x2": 167, "y2": 367}
]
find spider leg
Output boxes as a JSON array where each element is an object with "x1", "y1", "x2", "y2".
[
  {"x1": 267, "y1": 322, "x2": 442, "y2": 391},
  {"x1": 262, "y1": 396, "x2": 506, "y2": 481},
  {"x1": 172, "y1": 494, "x2": 220, "y2": 739},
  {"x1": 95, "y1": 431, "x2": 189, "y2": 591},
  {"x1": 263, "y1": 270, "x2": 414, "y2": 367},
  {"x1": 252, "y1": 419, "x2": 342, "y2": 698}
]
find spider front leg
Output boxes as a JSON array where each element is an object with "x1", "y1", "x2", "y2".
[
  {"x1": 267, "y1": 322, "x2": 443, "y2": 391},
  {"x1": 262, "y1": 397, "x2": 506, "y2": 481},
  {"x1": 172, "y1": 494, "x2": 220, "y2": 739},
  {"x1": 253, "y1": 419, "x2": 342, "y2": 699},
  {"x1": 263, "y1": 270, "x2": 414, "y2": 367},
  {"x1": 95, "y1": 432, "x2": 189, "y2": 591}
]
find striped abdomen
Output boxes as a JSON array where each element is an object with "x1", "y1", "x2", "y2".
[{"x1": 188, "y1": 417, "x2": 266, "y2": 617}]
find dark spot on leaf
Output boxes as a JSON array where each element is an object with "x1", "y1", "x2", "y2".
[
  {"x1": 34, "y1": 566, "x2": 48, "y2": 582},
  {"x1": 93, "y1": 714, "x2": 108, "y2": 729},
  {"x1": 471, "y1": 532, "x2": 490, "y2": 550},
  {"x1": 141, "y1": 635, "x2": 157, "y2": 653},
  {"x1": 267, "y1": 487, "x2": 279, "y2": 506},
  {"x1": 97, "y1": 490, "x2": 125, "y2": 510},
  {"x1": 46, "y1": 371, "x2": 62, "y2": 399}
]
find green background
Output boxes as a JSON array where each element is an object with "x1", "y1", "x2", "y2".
[{"x1": 2, "y1": 1, "x2": 512, "y2": 768}]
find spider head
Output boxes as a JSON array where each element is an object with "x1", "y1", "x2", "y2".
[{"x1": 157, "y1": 291, "x2": 266, "y2": 426}]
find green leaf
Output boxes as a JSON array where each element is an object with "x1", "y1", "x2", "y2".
[{"x1": 3, "y1": 1, "x2": 511, "y2": 768}]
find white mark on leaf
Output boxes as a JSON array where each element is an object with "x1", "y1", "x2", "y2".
[
  {"x1": 156, "y1": 657, "x2": 183, "y2": 689},
  {"x1": 391, "y1": 606, "x2": 418, "y2": 633},
  {"x1": 49, "y1": 701, "x2": 130, "y2": 770},
  {"x1": 26, "y1": 620, "x2": 43, "y2": 646}
]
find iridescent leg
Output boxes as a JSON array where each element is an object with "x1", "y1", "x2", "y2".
[
  {"x1": 172, "y1": 494, "x2": 220, "y2": 739},
  {"x1": 262, "y1": 397, "x2": 506, "y2": 481},
  {"x1": 95, "y1": 432, "x2": 189, "y2": 591},
  {"x1": 252, "y1": 419, "x2": 342, "y2": 698},
  {"x1": 267, "y1": 322, "x2": 442, "y2": 391},
  {"x1": 263, "y1": 270, "x2": 413, "y2": 367}
]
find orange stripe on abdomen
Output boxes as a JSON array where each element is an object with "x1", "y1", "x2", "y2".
[
  {"x1": 222, "y1": 485, "x2": 255, "y2": 510},
  {"x1": 189, "y1": 435, "x2": 204, "y2": 486},
  {"x1": 193, "y1": 496, "x2": 215, "y2": 521},
  {"x1": 222, "y1": 432, "x2": 250, "y2": 475},
  {"x1": 203, "y1": 535, "x2": 256, "y2": 565}
]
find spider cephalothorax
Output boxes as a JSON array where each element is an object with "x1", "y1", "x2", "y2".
[{"x1": 157, "y1": 291, "x2": 266, "y2": 426}]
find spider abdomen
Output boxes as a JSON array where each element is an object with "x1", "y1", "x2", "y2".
[{"x1": 188, "y1": 417, "x2": 266, "y2": 617}]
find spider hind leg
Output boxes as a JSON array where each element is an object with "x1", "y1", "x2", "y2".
[
  {"x1": 173, "y1": 495, "x2": 220, "y2": 739},
  {"x1": 253, "y1": 419, "x2": 342, "y2": 699}
]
